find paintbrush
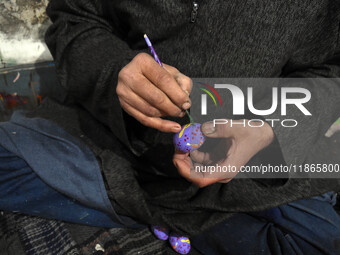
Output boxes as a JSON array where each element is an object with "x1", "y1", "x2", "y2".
[{"x1": 144, "y1": 34, "x2": 194, "y2": 123}]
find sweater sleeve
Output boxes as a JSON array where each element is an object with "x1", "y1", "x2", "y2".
[
  {"x1": 45, "y1": 0, "x2": 136, "y2": 147},
  {"x1": 260, "y1": 45, "x2": 340, "y2": 167}
]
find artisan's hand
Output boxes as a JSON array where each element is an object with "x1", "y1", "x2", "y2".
[
  {"x1": 173, "y1": 120, "x2": 274, "y2": 187},
  {"x1": 117, "y1": 53, "x2": 192, "y2": 132}
]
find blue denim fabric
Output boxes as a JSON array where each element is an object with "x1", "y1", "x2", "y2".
[
  {"x1": 0, "y1": 111, "x2": 115, "y2": 215},
  {"x1": 192, "y1": 192, "x2": 340, "y2": 255},
  {"x1": 0, "y1": 144, "x2": 125, "y2": 228}
]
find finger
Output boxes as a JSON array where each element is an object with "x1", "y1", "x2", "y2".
[
  {"x1": 175, "y1": 74, "x2": 193, "y2": 95},
  {"x1": 189, "y1": 162, "x2": 226, "y2": 187},
  {"x1": 173, "y1": 156, "x2": 191, "y2": 179},
  {"x1": 128, "y1": 74, "x2": 185, "y2": 117},
  {"x1": 173, "y1": 150, "x2": 190, "y2": 159},
  {"x1": 191, "y1": 178, "x2": 225, "y2": 188},
  {"x1": 138, "y1": 56, "x2": 191, "y2": 110},
  {"x1": 218, "y1": 178, "x2": 232, "y2": 183},
  {"x1": 174, "y1": 157, "x2": 224, "y2": 188},
  {"x1": 163, "y1": 64, "x2": 193, "y2": 95},
  {"x1": 120, "y1": 99, "x2": 182, "y2": 133},
  {"x1": 190, "y1": 150, "x2": 212, "y2": 165},
  {"x1": 162, "y1": 64, "x2": 180, "y2": 75},
  {"x1": 119, "y1": 89, "x2": 165, "y2": 118},
  {"x1": 201, "y1": 120, "x2": 233, "y2": 138}
]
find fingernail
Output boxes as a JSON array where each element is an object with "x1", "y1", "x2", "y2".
[
  {"x1": 202, "y1": 121, "x2": 215, "y2": 134},
  {"x1": 184, "y1": 90, "x2": 190, "y2": 96},
  {"x1": 178, "y1": 111, "x2": 186, "y2": 117},
  {"x1": 172, "y1": 125, "x2": 182, "y2": 132},
  {"x1": 182, "y1": 102, "x2": 191, "y2": 110}
]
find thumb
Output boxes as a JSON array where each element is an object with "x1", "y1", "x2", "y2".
[{"x1": 201, "y1": 120, "x2": 232, "y2": 138}]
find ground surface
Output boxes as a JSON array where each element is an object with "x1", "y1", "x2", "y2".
[
  {"x1": 0, "y1": 0, "x2": 50, "y2": 39},
  {"x1": 0, "y1": 0, "x2": 52, "y2": 67}
]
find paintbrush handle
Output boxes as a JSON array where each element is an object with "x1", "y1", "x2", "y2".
[
  {"x1": 144, "y1": 34, "x2": 194, "y2": 123},
  {"x1": 144, "y1": 34, "x2": 163, "y2": 67}
]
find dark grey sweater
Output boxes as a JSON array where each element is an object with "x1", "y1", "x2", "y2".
[{"x1": 28, "y1": 0, "x2": 340, "y2": 234}]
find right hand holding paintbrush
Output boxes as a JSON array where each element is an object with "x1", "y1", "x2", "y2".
[{"x1": 116, "y1": 53, "x2": 192, "y2": 133}]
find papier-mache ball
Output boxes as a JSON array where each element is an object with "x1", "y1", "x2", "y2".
[
  {"x1": 173, "y1": 123, "x2": 205, "y2": 153},
  {"x1": 169, "y1": 234, "x2": 191, "y2": 254}
]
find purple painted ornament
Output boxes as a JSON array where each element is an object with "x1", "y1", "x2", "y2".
[
  {"x1": 173, "y1": 123, "x2": 205, "y2": 153},
  {"x1": 151, "y1": 226, "x2": 169, "y2": 240},
  {"x1": 169, "y1": 234, "x2": 191, "y2": 254}
]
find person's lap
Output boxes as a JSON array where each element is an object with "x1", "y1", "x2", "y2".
[
  {"x1": 1, "y1": 144, "x2": 340, "y2": 255},
  {"x1": 0, "y1": 144, "x2": 123, "y2": 228},
  {"x1": 191, "y1": 192, "x2": 340, "y2": 255}
]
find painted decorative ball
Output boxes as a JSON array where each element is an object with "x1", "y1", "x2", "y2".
[
  {"x1": 173, "y1": 123, "x2": 205, "y2": 153},
  {"x1": 151, "y1": 226, "x2": 169, "y2": 240},
  {"x1": 169, "y1": 234, "x2": 191, "y2": 254}
]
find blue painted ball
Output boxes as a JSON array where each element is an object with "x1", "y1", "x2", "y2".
[{"x1": 173, "y1": 123, "x2": 205, "y2": 153}]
